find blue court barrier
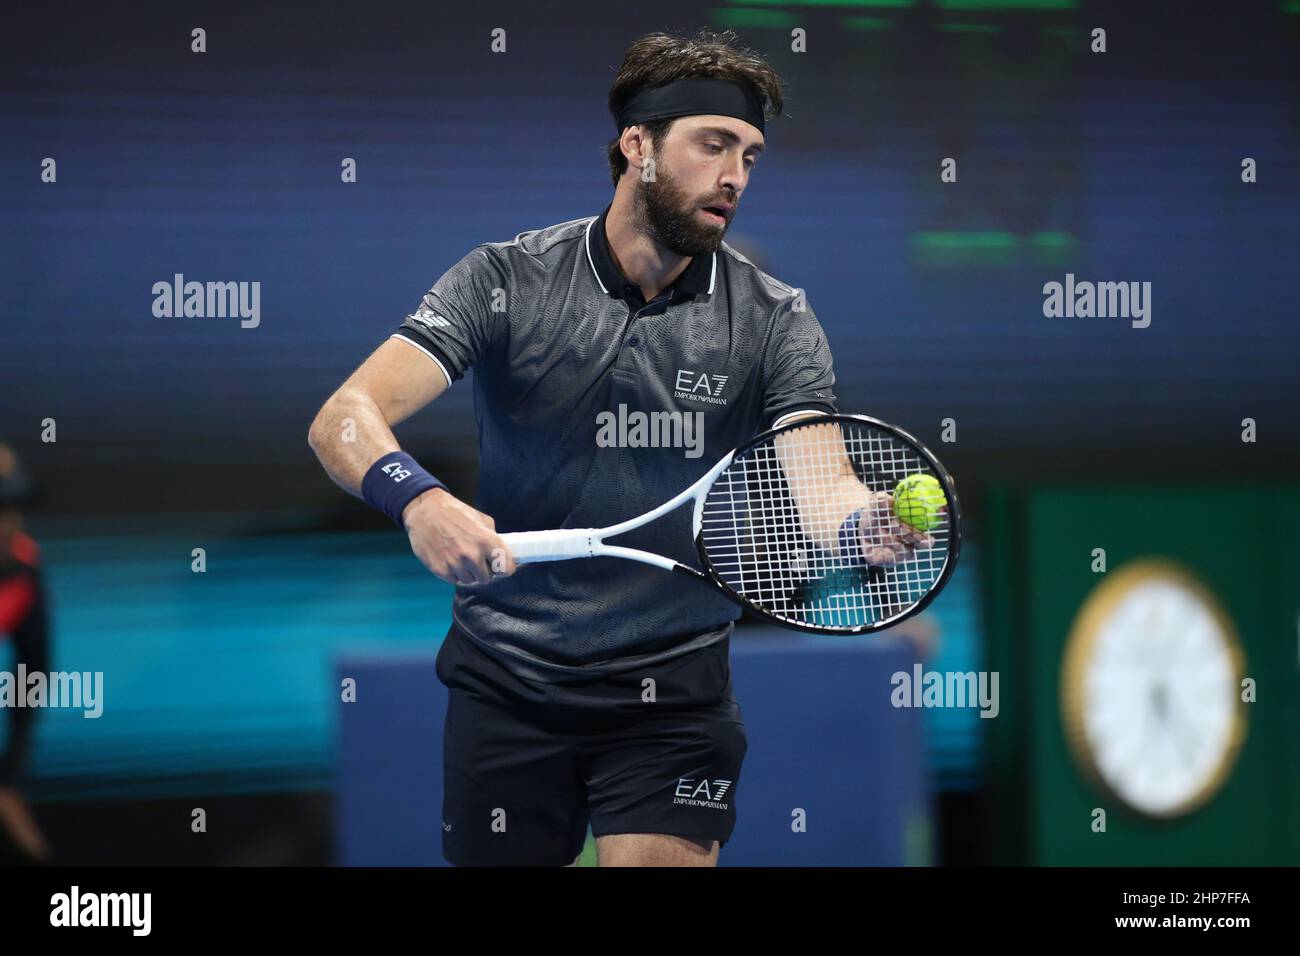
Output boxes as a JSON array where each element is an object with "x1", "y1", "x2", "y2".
[{"x1": 337, "y1": 627, "x2": 929, "y2": 866}]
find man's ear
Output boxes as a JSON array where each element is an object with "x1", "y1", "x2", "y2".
[{"x1": 622, "y1": 125, "x2": 649, "y2": 170}]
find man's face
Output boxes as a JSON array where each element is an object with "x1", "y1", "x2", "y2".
[{"x1": 633, "y1": 115, "x2": 764, "y2": 257}]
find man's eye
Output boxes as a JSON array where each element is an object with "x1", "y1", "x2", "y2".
[{"x1": 705, "y1": 143, "x2": 722, "y2": 153}]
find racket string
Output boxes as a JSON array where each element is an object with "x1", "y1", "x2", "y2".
[{"x1": 699, "y1": 421, "x2": 951, "y2": 630}]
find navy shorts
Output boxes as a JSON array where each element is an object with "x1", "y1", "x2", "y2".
[{"x1": 435, "y1": 622, "x2": 747, "y2": 866}]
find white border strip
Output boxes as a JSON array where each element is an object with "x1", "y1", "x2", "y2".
[
  {"x1": 585, "y1": 213, "x2": 716, "y2": 296},
  {"x1": 772, "y1": 408, "x2": 830, "y2": 430},
  {"x1": 390, "y1": 333, "x2": 453, "y2": 389},
  {"x1": 583, "y1": 217, "x2": 609, "y2": 294}
]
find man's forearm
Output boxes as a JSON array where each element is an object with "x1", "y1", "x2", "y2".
[
  {"x1": 774, "y1": 421, "x2": 866, "y2": 552},
  {"x1": 308, "y1": 390, "x2": 401, "y2": 496},
  {"x1": 796, "y1": 474, "x2": 872, "y2": 553}
]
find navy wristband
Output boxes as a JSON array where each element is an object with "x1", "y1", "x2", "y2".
[
  {"x1": 838, "y1": 507, "x2": 867, "y2": 565},
  {"x1": 361, "y1": 452, "x2": 446, "y2": 529}
]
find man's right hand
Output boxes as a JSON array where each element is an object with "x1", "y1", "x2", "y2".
[{"x1": 402, "y1": 488, "x2": 518, "y2": 586}]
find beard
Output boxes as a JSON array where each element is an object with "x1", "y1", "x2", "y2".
[{"x1": 633, "y1": 158, "x2": 730, "y2": 258}]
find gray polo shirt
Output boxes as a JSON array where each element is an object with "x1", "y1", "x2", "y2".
[{"x1": 392, "y1": 203, "x2": 837, "y2": 683}]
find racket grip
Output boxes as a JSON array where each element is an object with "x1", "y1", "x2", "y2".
[{"x1": 500, "y1": 529, "x2": 598, "y2": 564}]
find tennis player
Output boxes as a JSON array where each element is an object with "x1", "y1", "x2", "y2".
[{"x1": 309, "y1": 29, "x2": 925, "y2": 866}]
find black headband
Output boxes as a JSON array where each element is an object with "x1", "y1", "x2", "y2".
[{"x1": 613, "y1": 77, "x2": 766, "y2": 136}]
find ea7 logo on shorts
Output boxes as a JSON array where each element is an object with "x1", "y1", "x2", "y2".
[
  {"x1": 673, "y1": 777, "x2": 732, "y2": 810},
  {"x1": 408, "y1": 309, "x2": 452, "y2": 330},
  {"x1": 674, "y1": 370, "x2": 729, "y2": 407}
]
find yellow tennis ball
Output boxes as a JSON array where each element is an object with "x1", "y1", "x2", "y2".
[{"x1": 893, "y1": 474, "x2": 946, "y2": 532}]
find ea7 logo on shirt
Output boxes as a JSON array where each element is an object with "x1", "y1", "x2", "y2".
[
  {"x1": 673, "y1": 777, "x2": 732, "y2": 810},
  {"x1": 674, "y1": 369, "x2": 729, "y2": 407},
  {"x1": 408, "y1": 309, "x2": 452, "y2": 330}
]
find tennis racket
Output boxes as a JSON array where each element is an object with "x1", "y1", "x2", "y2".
[{"x1": 500, "y1": 413, "x2": 961, "y2": 634}]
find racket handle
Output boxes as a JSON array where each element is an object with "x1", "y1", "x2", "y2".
[{"x1": 500, "y1": 529, "x2": 598, "y2": 563}]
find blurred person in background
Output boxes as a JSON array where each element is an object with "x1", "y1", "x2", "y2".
[{"x1": 0, "y1": 442, "x2": 53, "y2": 862}]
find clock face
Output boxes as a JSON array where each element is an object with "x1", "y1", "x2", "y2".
[{"x1": 1061, "y1": 560, "x2": 1247, "y2": 818}]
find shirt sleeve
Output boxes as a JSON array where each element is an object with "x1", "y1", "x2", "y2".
[
  {"x1": 390, "y1": 244, "x2": 509, "y2": 387},
  {"x1": 759, "y1": 293, "x2": 838, "y2": 431}
]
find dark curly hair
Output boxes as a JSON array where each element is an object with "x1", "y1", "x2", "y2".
[{"x1": 605, "y1": 28, "x2": 786, "y2": 186}]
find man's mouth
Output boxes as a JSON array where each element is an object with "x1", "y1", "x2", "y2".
[{"x1": 701, "y1": 204, "x2": 732, "y2": 224}]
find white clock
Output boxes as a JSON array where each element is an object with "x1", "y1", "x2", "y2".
[{"x1": 1061, "y1": 559, "x2": 1247, "y2": 818}]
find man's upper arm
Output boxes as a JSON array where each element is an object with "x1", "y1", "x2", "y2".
[
  {"x1": 760, "y1": 294, "x2": 838, "y2": 431},
  {"x1": 343, "y1": 337, "x2": 451, "y2": 428},
  {"x1": 390, "y1": 243, "x2": 510, "y2": 389}
]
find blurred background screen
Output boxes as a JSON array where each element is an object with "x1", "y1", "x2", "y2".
[{"x1": 0, "y1": 0, "x2": 1296, "y2": 867}]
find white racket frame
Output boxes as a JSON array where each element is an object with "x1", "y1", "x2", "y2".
[
  {"x1": 497, "y1": 413, "x2": 962, "y2": 634},
  {"x1": 501, "y1": 449, "x2": 737, "y2": 571}
]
